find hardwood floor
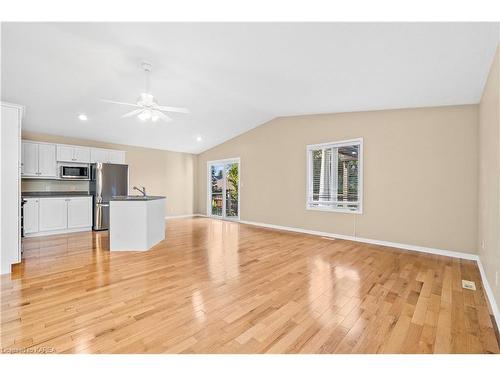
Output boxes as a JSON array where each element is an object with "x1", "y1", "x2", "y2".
[{"x1": 1, "y1": 217, "x2": 499, "y2": 354}]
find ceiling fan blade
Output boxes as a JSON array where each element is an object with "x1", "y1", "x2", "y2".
[
  {"x1": 156, "y1": 111, "x2": 172, "y2": 122},
  {"x1": 154, "y1": 105, "x2": 189, "y2": 114},
  {"x1": 122, "y1": 109, "x2": 144, "y2": 118},
  {"x1": 101, "y1": 99, "x2": 141, "y2": 108}
]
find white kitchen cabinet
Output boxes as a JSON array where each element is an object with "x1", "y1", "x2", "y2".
[
  {"x1": 56, "y1": 145, "x2": 75, "y2": 162},
  {"x1": 67, "y1": 197, "x2": 92, "y2": 229},
  {"x1": 73, "y1": 147, "x2": 91, "y2": 163},
  {"x1": 108, "y1": 150, "x2": 126, "y2": 164},
  {"x1": 90, "y1": 148, "x2": 126, "y2": 164},
  {"x1": 56, "y1": 145, "x2": 90, "y2": 163},
  {"x1": 90, "y1": 148, "x2": 108, "y2": 163},
  {"x1": 21, "y1": 141, "x2": 57, "y2": 178},
  {"x1": 37, "y1": 143, "x2": 57, "y2": 177},
  {"x1": 25, "y1": 196, "x2": 92, "y2": 236},
  {"x1": 24, "y1": 198, "x2": 39, "y2": 234},
  {"x1": 39, "y1": 198, "x2": 68, "y2": 231},
  {"x1": 22, "y1": 141, "x2": 38, "y2": 176}
]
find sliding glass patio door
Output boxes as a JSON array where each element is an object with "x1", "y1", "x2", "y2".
[{"x1": 208, "y1": 159, "x2": 240, "y2": 220}]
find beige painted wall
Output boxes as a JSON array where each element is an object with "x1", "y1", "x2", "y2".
[
  {"x1": 478, "y1": 44, "x2": 500, "y2": 312},
  {"x1": 196, "y1": 105, "x2": 478, "y2": 254},
  {"x1": 22, "y1": 131, "x2": 196, "y2": 216}
]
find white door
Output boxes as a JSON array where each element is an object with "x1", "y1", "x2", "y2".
[
  {"x1": 22, "y1": 141, "x2": 39, "y2": 176},
  {"x1": 72, "y1": 147, "x2": 91, "y2": 163},
  {"x1": 67, "y1": 197, "x2": 92, "y2": 229},
  {"x1": 108, "y1": 150, "x2": 125, "y2": 164},
  {"x1": 39, "y1": 198, "x2": 67, "y2": 231},
  {"x1": 38, "y1": 143, "x2": 57, "y2": 177},
  {"x1": 56, "y1": 145, "x2": 75, "y2": 162},
  {"x1": 207, "y1": 159, "x2": 240, "y2": 220},
  {"x1": 90, "y1": 148, "x2": 108, "y2": 163},
  {"x1": 24, "y1": 198, "x2": 39, "y2": 234}
]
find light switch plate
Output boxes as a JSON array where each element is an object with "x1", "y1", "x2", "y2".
[{"x1": 462, "y1": 280, "x2": 476, "y2": 291}]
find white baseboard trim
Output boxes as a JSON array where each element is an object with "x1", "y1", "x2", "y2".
[
  {"x1": 24, "y1": 227, "x2": 92, "y2": 237},
  {"x1": 165, "y1": 214, "x2": 203, "y2": 220},
  {"x1": 476, "y1": 259, "x2": 500, "y2": 329},
  {"x1": 239, "y1": 219, "x2": 478, "y2": 261}
]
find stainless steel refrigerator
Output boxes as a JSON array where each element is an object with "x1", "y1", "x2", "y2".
[{"x1": 89, "y1": 163, "x2": 129, "y2": 230}]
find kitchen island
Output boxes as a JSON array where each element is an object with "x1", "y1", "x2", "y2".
[{"x1": 109, "y1": 196, "x2": 166, "y2": 251}]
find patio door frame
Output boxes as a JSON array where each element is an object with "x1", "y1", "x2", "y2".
[{"x1": 207, "y1": 158, "x2": 240, "y2": 221}]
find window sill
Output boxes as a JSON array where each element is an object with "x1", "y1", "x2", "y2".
[{"x1": 306, "y1": 206, "x2": 363, "y2": 215}]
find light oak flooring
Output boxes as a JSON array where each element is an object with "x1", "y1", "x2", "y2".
[{"x1": 1, "y1": 217, "x2": 499, "y2": 354}]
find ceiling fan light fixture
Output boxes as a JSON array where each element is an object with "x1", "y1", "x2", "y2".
[
  {"x1": 138, "y1": 110, "x2": 152, "y2": 121},
  {"x1": 151, "y1": 113, "x2": 160, "y2": 122}
]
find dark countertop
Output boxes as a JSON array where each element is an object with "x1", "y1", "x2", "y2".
[
  {"x1": 110, "y1": 195, "x2": 166, "y2": 201},
  {"x1": 22, "y1": 191, "x2": 92, "y2": 198}
]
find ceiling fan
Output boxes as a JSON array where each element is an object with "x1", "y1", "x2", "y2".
[{"x1": 101, "y1": 62, "x2": 189, "y2": 123}]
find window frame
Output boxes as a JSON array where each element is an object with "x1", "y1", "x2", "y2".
[{"x1": 306, "y1": 138, "x2": 363, "y2": 214}]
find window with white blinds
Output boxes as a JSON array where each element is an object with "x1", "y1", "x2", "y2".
[{"x1": 307, "y1": 138, "x2": 363, "y2": 213}]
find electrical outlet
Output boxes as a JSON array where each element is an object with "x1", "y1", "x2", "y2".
[
  {"x1": 462, "y1": 280, "x2": 476, "y2": 291},
  {"x1": 481, "y1": 240, "x2": 485, "y2": 250}
]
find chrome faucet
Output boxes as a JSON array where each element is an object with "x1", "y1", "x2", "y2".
[{"x1": 133, "y1": 186, "x2": 147, "y2": 196}]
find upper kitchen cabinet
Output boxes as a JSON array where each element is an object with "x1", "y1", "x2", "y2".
[
  {"x1": 56, "y1": 145, "x2": 90, "y2": 163},
  {"x1": 22, "y1": 141, "x2": 38, "y2": 176},
  {"x1": 21, "y1": 141, "x2": 57, "y2": 178},
  {"x1": 90, "y1": 148, "x2": 126, "y2": 164},
  {"x1": 108, "y1": 150, "x2": 126, "y2": 164},
  {"x1": 38, "y1": 143, "x2": 57, "y2": 176},
  {"x1": 90, "y1": 148, "x2": 108, "y2": 163},
  {"x1": 73, "y1": 146, "x2": 91, "y2": 163}
]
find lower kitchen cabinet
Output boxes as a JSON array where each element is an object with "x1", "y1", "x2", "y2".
[
  {"x1": 67, "y1": 197, "x2": 93, "y2": 229},
  {"x1": 24, "y1": 198, "x2": 40, "y2": 234},
  {"x1": 24, "y1": 196, "x2": 92, "y2": 236},
  {"x1": 39, "y1": 198, "x2": 68, "y2": 231}
]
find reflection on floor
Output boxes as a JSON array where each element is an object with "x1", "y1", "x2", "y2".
[{"x1": 1, "y1": 217, "x2": 499, "y2": 353}]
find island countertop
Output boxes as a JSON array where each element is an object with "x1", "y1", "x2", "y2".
[
  {"x1": 110, "y1": 195, "x2": 166, "y2": 201},
  {"x1": 22, "y1": 191, "x2": 91, "y2": 198}
]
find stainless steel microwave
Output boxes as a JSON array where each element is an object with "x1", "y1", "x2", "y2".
[{"x1": 60, "y1": 164, "x2": 90, "y2": 180}]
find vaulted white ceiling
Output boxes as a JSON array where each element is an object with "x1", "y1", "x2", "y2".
[{"x1": 1, "y1": 23, "x2": 499, "y2": 154}]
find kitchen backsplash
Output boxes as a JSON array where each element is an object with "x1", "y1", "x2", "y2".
[{"x1": 22, "y1": 179, "x2": 89, "y2": 192}]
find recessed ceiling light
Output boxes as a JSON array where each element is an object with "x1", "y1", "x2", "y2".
[
  {"x1": 78, "y1": 114, "x2": 88, "y2": 121},
  {"x1": 196, "y1": 136, "x2": 203, "y2": 142}
]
